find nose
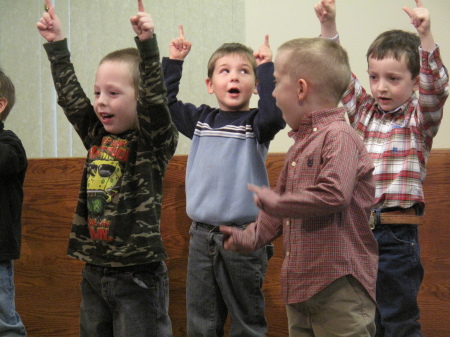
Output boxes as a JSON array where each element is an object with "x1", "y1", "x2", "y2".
[
  {"x1": 377, "y1": 79, "x2": 387, "y2": 93},
  {"x1": 96, "y1": 92, "x2": 107, "y2": 106},
  {"x1": 230, "y1": 70, "x2": 240, "y2": 82}
]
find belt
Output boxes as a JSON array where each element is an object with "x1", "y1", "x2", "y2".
[
  {"x1": 195, "y1": 222, "x2": 220, "y2": 232},
  {"x1": 85, "y1": 262, "x2": 161, "y2": 274},
  {"x1": 194, "y1": 221, "x2": 250, "y2": 233},
  {"x1": 369, "y1": 206, "x2": 424, "y2": 229}
]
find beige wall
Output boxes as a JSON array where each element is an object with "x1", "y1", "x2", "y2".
[
  {"x1": 245, "y1": 0, "x2": 450, "y2": 152},
  {"x1": 1, "y1": 0, "x2": 448, "y2": 158}
]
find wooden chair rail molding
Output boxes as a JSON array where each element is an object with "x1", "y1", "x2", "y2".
[{"x1": 15, "y1": 150, "x2": 450, "y2": 336}]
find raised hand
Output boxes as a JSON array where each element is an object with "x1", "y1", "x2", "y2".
[
  {"x1": 314, "y1": 0, "x2": 336, "y2": 24},
  {"x1": 36, "y1": 0, "x2": 64, "y2": 42},
  {"x1": 169, "y1": 25, "x2": 192, "y2": 60},
  {"x1": 402, "y1": 0, "x2": 430, "y2": 34},
  {"x1": 253, "y1": 35, "x2": 272, "y2": 66},
  {"x1": 402, "y1": 0, "x2": 435, "y2": 50},
  {"x1": 130, "y1": 0, "x2": 154, "y2": 41}
]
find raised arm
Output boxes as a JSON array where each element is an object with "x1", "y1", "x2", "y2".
[
  {"x1": 402, "y1": 0, "x2": 435, "y2": 51},
  {"x1": 130, "y1": 0, "x2": 154, "y2": 41},
  {"x1": 314, "y1": 0, "x2": 337, "y2": 39},
  {"x1": 36, "y1": 0, "x2": 64, "y2": 42},
  {"x1": 169, "y1": 25, "x2": 192, "y2": 61},
  {"x1": 253, "y1": 35, "x2": 272, "y2": 66}
]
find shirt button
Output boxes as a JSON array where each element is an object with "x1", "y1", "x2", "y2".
[
  {"x1": 291, "y1": 161, "x2": 296, "y2": 167},
  {"x1": 286, "y1": 251, "x2": 290, "y2": 257},
  {"x1": 286, "y1": 220, "x2": 290, "y2": 226},
  {"x1": 313, "y1": 127, "x2": 318, "y2": 132}
]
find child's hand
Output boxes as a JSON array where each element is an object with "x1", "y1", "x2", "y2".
[
  {"x1": 36, "y1": 0, "x2": 64, "y2": 42},
  {"x1": 403, "y1": 0, "x2": 430, "y2": 35},
  {"x1": 403, "y1": 0, "x2": 435, "y2": 51},
  {"x1": 219, "y1": 226, "x2": 239, "y2": 251},
  {"x1": 169, "y1": 25, "x2": 192, "y2": 60},
  {"x1": 314, "y1": 0, "x2": 336, "y2": 25},
  {"x1": 248, "y1": 184, "x2": 279, "y2": 215},
  {"x1": 130, "y1": 0, "x2": 154, "y2": 41},
  {"x1": 254, "y1": 35, "x2": 272, "y2": 66}
]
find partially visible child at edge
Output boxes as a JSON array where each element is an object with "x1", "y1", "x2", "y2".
[
  {"x1": 315, "y1": 0, "x2": 449, "y2": 336},
  {"x1": 162, "y1": 26, "x2": 285, "y2": 336},
  {"x1": 220, "y1": 37, "x2": 379, "y2": 337},
  {"x1": 36, "y1": 0, "x2": 178, "y2": 336},
  {"x1": 0, "y1": 68, "x2": 27, "y2": 337}
]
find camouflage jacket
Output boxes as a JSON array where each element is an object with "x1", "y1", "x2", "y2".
[{"x1": 44, "y1": 36, "x2": 178, "y2": 267}]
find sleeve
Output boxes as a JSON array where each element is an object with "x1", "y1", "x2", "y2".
[
  {"x1": 341, "y1": 73, "x2": 375, "y2": 127},
  {"x1": 0, "y1": 131, "x2": 27, "y2": 177},
  {"x1": 417, "y1": 46, "x2": 449, "y2": 139},
  {"x1": 162, "y1": 57, "x2": 213, "y2": 139},
  {"x1": 264, "y1": 130, "x2": 361, "y2": 219},
  {"x1": 252, "y1": 62, "x2": 286, "y2": 143},
  {"x1": 134, "y1": 36, "x2": 178, "y2": 157},
  {"x1": 43, "y1": 39, "x2": 101, "y2": 149},
  {"x1": 228, "y1": 212, "x2": 283, "y2": 253}
]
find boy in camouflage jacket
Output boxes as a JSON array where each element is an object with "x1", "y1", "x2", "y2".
[{"x1": 37, "y1": 1, "x2": 178, "y2": 336}]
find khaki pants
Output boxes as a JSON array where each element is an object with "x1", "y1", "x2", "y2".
[{"x1": 286, "y1": 275, "x2": 376, "y2": 337}]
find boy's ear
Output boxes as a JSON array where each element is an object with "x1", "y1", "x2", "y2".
[
  {"x1": 0, "y1": 98, "x2": 7, "y2": 114},
  {"x1": 297, "y1": 79, "x2": 308, "y2": 100},
  {"x1": 205, "y1": 78, "x2": 214, "y2": 94},
  {"x1": 253, "y1": 81, "x2": 258, "y2": 95}
]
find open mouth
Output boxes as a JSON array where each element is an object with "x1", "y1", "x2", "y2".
[
  {"x1": 99, "y1": 113, "x2": 114, "y2": 119},
  {"x1": 228, "y1": 88, "x2": 240, "y2": 95}
]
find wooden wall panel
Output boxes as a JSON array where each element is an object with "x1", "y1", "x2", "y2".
[{"x1": 15, "y1": 151, "x2": 450, "y2": 336}]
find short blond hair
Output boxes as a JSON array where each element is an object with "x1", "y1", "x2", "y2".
[
  {"x1": 100, "y1": 48, "x2": 140, "y2": 93},
  {"x1": 278, "y1": 38, "x2": 351, "y2": 104}
]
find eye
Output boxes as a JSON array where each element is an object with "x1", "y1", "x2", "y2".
[
  {"x1": 389, "y1": 76, "x2": 399, "y2": 81},
  {"x1": 220, "y1": 69, "x2": 229, "y2": 74},
  {"x1": 110, "y1": 91, "x2": 119, "y2": 96},
  {"x1": 94, "y1": 91, "x2": 100, "y2": 97},
  {"x1": 240, "y1": 69, "x2": 249, "y2": 74}
]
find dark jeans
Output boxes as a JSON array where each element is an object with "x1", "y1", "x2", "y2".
[
  {"x1": 186, "y1": 222, "x2": 272, "y2": 337},
  {"x1": 373, "y1": 224, "x2": 424, "y2": 337},
  {"x1": 80, "y1": 261, "x2": 172, "y2": 337}
]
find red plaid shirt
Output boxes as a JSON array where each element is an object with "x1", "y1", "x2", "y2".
[
  {"x1": 229, "y1": 108, "x2": 378, "y2": 304},
  {"x1": 342, "y1": 47, "x2": 449, "y2": 210}
]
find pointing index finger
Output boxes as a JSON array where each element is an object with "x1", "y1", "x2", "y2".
[
  {"x1": 137, "y1": 0, "x2": 145, "y2": 12},
  {"x1": 179, "y1": 25, "x2": 185, "y2": 39},
  {"x1": 415, "y1": 0, "x2": 423, "y2": 8},
  {"x1": 44, "y1": 0, "x2": 52, "y2": 12},
  {"x1": 264, "y1": 34, "x2": 270, "y2": 46}
]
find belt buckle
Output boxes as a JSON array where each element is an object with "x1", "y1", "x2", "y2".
[{"x1": 369, "y1": 211, "x2": 375, "y2": 230}]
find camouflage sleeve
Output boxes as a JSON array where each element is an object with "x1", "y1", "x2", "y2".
[
  {"x1": 43, "y1": 39, "x2": 101, "y2": 149},
  {"x1": 134, "y1": 36, "x2": 178, "y2": 158}
]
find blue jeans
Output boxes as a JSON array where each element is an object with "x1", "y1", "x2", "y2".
[
  {"x1": 0, "y1": 261, "x2": 26, "y2": 337},
  {"x1": 373, "y1": 224, "x2": 424, "y2": 337},
  {"x1": 80, "y1": 261, "x2": 172, "y2": 337},
  {"x1": 186, "y1": 222, "x2": 272, "y2": 337}
]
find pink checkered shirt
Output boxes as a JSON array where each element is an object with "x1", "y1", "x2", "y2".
[
  {"x1": 342, "y1": 46, "x2": 449, "y2": 210},
  {"x1": 229, "y1": 108, "x2": 379, "y2": 304}
]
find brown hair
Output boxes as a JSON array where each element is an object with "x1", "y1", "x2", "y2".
[
  {"x1": 0, "y1": 67, "x2": 16, "y2": 121},
  {"x1": 366, "y1": 29, "x2": 421, "y2": 79},
  {"x1": 207, "y1": 43, "x2": 257, "y2": 80}
]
